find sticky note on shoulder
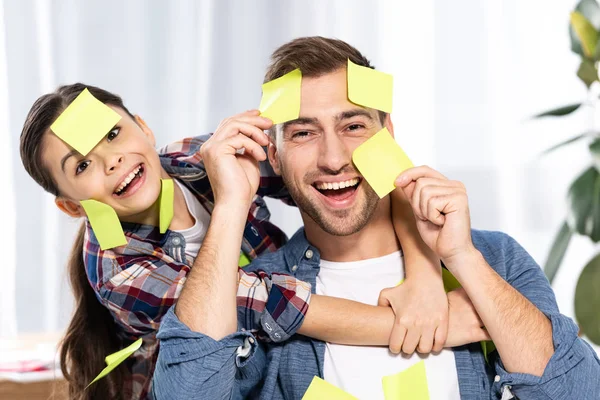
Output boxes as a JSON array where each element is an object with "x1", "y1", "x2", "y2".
[
  {"x1": 51, "y1": 88, "x2": 121, "y2": 156},
  {"x1": 80, "y1": 199, "x2": 127, "y2": 250},
  {"x1": 382, "y1": 361, "x2": 429, "y2": 400},
  {"x1": 87, "y1": 338, "x2": 143, "y2": 388},
  {"x1": 302, "y1": 376, "x2": 357, "y2": 400},
  {"x1": 352, "y1": 127, "x2": 413, "y2": 198},
  {"x1": 259, "y1": 68, "x2": 302, "y2": 124},
  {"x1": 347, "y1": 59, "x2": 393, "y2": 113}
]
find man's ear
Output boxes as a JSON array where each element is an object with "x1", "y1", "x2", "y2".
[
  {"x1": 384, "y1": 113, "x2": 395, "y2": 138},
  {"x1": 55, "y1": 197, "x2": 85, "y2": 218},
  {"x1": 135, "y1": 115, "x2": 156, "y2": 147},
  {"x1": 267, "y1": 139, "x2": 282, "y2": 176}
]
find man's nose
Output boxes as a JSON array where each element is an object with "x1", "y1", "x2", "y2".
[{"x1": 317, "y1": 131, "x2": 351, "y2": 174}]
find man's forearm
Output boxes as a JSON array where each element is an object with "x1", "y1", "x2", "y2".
[
  {"x1": 447, "y1": 249, "x2": 554, "y2": 376},
  {"x1": 175, "y1": 203, "x2": 248, "y2": 340}
]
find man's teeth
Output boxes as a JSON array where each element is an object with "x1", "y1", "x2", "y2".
[
  {"x1": 315, "y1": 178, "x2": 359, "y2": 191},
  {"x1": 115, "y1": 165, "x2": 142, "y2": 193}
]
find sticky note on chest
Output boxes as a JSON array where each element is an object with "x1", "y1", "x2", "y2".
[
  {"x1": 382, "y1": 360, "x2": 430, "y2": 400},
  {"x1": 80, "y1": 199, "x2": 127, "y2": 250},
  {"x1": 347, "y1": 59, "x2": 393, "y2": 113},
  {"x1": 302, "y1": 376, "x2": 358, "y2": 400},
  {"x1": 259, "y1": 68, "x2": 302, "y2": 124},
  {"x1": 50, "y1": 88, "x2": 121, "y2": 156},
  {"x1": 352, "y1": 127, "x2": 413, "y2": 198}
]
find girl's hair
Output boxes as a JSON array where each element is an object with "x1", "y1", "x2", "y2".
[{"x1": 19, "y1": 83, "x2": 135, "y2": 399}]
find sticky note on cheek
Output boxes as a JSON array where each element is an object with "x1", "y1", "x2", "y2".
[
  {"x1": 159, "y1": 179, "x2": 174, "y2": 233},
  {"x1": 382, "y1": 360, "x2": 430, "y2": 400},
  {"x1": 259, "y1": 68, "x2": 302, "y2": 124},
  {"x1": 50, "y1": 88, "x2": 122, "y2": 156},
  {"x1": 80, "y1": 199, "x2": 127, "y2": 250},
  {"x1": 352, "y1": 127, "x2": 413, "y2": 198},
  {"x1": 87, "y1": 338, "x2": 143, "y2": 388},
  {"x1": 302, "y1": 376, "x2": 358, "y2": 400},
  {"x1": 347, "y1": 59, "x2": 393, "y2": 113}
]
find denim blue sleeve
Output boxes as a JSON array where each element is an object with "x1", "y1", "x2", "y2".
[
  {"x1": 152, "y1": 307, "x2": 267, "y2": 400},
  {"x1": 481, "y1": 233, "x2": 600, "y2": 399}
]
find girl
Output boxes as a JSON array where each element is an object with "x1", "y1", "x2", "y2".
[{"x1": 20, "y1": 84, "x2": 449, "y2": 399}]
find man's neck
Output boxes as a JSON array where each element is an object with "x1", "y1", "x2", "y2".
[{"x1": 303, "y1": 198, "x2": 401, "y2": 262}]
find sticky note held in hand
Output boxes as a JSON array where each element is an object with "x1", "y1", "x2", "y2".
[
  {"x1": 87, "y1": 338, "x2": 143, "y2": 388},
  {"x1": 302, "y1": 376, "x2": 358, "y2": 400},
  {"x1": 259, "y1": 68, "x2": 302, "y2": 124},
  {"x1": 80, "y1": 199, "x2": 127, "y2": 250},
  {"x1": 352, "y1": 127, "x2": 413, "y2": 198},
  {"x1": 382, "y1": 360, "x2": 430, "y2": 400},
  {"x1": 50, "y1": 88, "x2": 122, "y2": 156},
  {"x1": 159, "y1": 179, "x2": 174, "y2": 233},
  {"x1": 347, "y1": 59, "x2": 393, "y2": 113}
]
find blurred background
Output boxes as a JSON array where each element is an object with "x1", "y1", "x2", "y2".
[{"x1": 1, "y1": 0, "x2": 599, "y2": 393}]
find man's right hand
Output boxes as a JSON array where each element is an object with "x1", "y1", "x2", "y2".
[
  {"x1": 445, "y1": 288, "x2": 491, "y2": 348},
  {"x1": 199, "y1": 110, "x2": 273, "y2": 209}
]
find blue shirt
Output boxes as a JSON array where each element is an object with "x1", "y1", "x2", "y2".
[{"x1": 153, "y1": 229, "x2": 600, "y2": 399}]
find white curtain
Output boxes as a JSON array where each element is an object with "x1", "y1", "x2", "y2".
[{"x1": 2, "y1": 0, "x2": 597, "y2": 353}]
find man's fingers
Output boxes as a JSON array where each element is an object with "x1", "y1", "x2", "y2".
[
  {"x1": 395, "y1": 165, "x2": 448, "y2": 188},
  {"x1": 219, "y1": 121, "x2": 270, "y2": 146},
  {"x1": 223, "y1": 134, "x2": 267, "y2": 161}
]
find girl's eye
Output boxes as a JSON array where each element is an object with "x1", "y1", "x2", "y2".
[
  {"x1": 76, "y1": 160, "x2": 90, "y2": 175},
  {"x1": 107, "y1": 127, "x2": 120, "y2": 142}
]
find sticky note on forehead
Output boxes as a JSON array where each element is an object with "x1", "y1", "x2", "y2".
[
  {"x1": 80, "y1": 199, "x2": 127, "y2": 250},
  {"x1": 347, "y1": 59, "x2": 393, "y2": 113},
  {"x1": 50, "y1": 88, "x2": 122, "y2": 156},
  {"x1": 302, "y1": 376, "x2": 357, "y2": 400},
  {"x1": 259, "y1": 68, "x2": 302, "y2": 124},
  {"x1": 352, "y1": 127, "x2": 413, "y2": 198}
]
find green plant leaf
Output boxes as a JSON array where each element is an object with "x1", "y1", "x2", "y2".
[
  {"x1": 571, "y1": 1, "x2": 600, "y2": 56},
  {"x1": 543, "y1": 133, "x2": 589, "y2": 155},
  {"x1": 533, "y1": 104, "x2": 582, "y2": 118},
  {"x1": 575, "y1": 253, "x2": 600, "y2": 345},
  {"x1": 590, "y1": 137, "x2": 600, "y2": 170},
  {"x1": 567, "y1": 166, "x2": 600, "y2": 242},
  {"x1": 543, "y1": 221, "x2": 573, "y2": 283},
  {"x1": 571, "y1": 11, "x2": 599, "y2": 58},
  {"x1": 577, "y1": 59, "x2": 599, "y2": 87}
]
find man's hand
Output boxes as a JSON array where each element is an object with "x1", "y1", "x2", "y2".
[
  {"x1": 445, "y1": 288, "x2": 490, "y2": 347},
  {"x1": 378, "y1": 278, "x2": 448, "y2": 355},
  {"x1": 200, "y1": 110, "x2": 273, "y2": 209},
  {"x1": 394, "y1": 166, "x2": 476, "y2": 267}
]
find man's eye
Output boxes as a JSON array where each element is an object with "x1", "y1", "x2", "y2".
[
  {"x1": 107, "y1": 127, "x2": 120, "y2": 142},
  {"x1": 76, "y1": 160, "x2": 90, "y2": 175},
  {"x1": 292, "y1": 131, "x2": 311, "y2": 139},
  {"x1": 347, "y1": 124, "x2": 364, "y2": 131}
]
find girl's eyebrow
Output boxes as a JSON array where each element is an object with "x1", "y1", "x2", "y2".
[{"x1": 61, "y1": 149, "x2": 78, "y2": 173}]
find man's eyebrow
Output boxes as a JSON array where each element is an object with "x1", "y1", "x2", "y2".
[
  {"x1": 281, "y1": 117, "x2": 320, "y2": 132},
  {"x1": 336, "y1": 109, "x2": 374, "y2": 122},
  {"x1": 61, "y1": 149, "x2": 78, "y2": 173}
]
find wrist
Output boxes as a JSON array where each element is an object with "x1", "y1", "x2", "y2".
[{"x1": 442, "y1": 246, "x2": 483, "y2": 274}]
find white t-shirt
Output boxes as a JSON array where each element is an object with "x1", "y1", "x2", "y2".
[
  {"x1": 173, "y1": 180, "x2": 211, "y2": 258},
  {"x1": 316, "y1": 251, "x2": 461, "y2": 400}
]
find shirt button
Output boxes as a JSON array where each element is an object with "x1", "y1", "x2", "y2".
[
  {"x1": 292, "y1": 265, "x2": 298, "y2": 272},
  {"x1": 248, "y1": 337, "x2": 255, "y2": 344},
  {"x1": 305, "y1": 249, "x2": 314, "y2": 259},
  {"x1": 172, "y1": 237, "x2": 181, "y2": 245},
  {"x1": 494, "y1": 375, "x2": 500, "y2": 382}
]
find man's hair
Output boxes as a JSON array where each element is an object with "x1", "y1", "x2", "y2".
[{"x1": 264, "y1": 36, "x2": 387, "y2": 137}]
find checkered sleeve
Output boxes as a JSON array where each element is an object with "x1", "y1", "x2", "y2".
[{"x1": 236, "y1": 269, "x2": 311, "y2": 342}]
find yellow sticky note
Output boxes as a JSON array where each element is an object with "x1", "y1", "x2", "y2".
[
  {"x1": 87, "y1": 338, "x2": 142, "y2": 388},
  {"x1": 302, "y1": 376, "x2": 357, "y2": 400},
  {"x1": 259, "y1": 68, "x2": 302, "y2": 124},
  {"x1": 239, "y1": 252, "x2": 251, "y2": 267},
  {"x1": 382, "y1": 361, "x2": 429, "y2": 400},
  {"x1": 80, "y1": 199, "x2": 127, "y2": 250},
  {"x1": 347, "y1": 59, "x2": 393, "y2": 113},
  {"x1": 50, "y1": 88, "x2": 122, "y2": 156},
  {"x1": 159, "y1": 179, "x2": 174, "y2": 233},
  {"x1": 352, "y1": 127, "x2": 413, "y2": 198}
]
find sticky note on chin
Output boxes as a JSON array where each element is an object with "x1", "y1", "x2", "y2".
[
  {"x1": 80, "y1": 199, "x2": 127, "y2": 250},
  {"x1": 302, "y1": 376, "x2": 357, "y2": 400},
  {"x1": 347, "y1": 59, "x2": 393, "y2": 113},
  {"x1": 352, "y1": 127, "x2": 413, "y2": 198},
  {"x1": 259, "y1": 68, "x2": 302, "y2": 124},
  {"x1": 382, "y1": 361, "x2": 430, "y2": 400},
  {"x1": 87, "y1": 338, "x2": 143, "y2": 388},
  {"x1": 51, "y1": 88, "x2": 122, "y2": 156},
  {"x1": 159, "y1": 179, "x2": 174, "y2": 233}
]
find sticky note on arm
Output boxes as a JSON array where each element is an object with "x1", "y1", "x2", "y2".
[
  {"x1": 352, "y1": 127, "x2": 413, "y2": 198},
  {"x1": 259, "y1": 68, "x2": 302, "y2": 124},
  {"x1": 87, "y1": 338, "x2": 143, "y2": 388},
  {"x1": 302, "y1": 376, "x2": 358, "y2": 400},
  {"x1": 347, "y1": 59, "x2": 393, "y2": 113},
  {"x1": 50, "y1": 88, "x2": 122, "y2": 156}
]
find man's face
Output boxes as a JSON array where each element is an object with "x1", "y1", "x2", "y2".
[{"x1": 269, "y1": 68, "x2": 392, "y2": 236}]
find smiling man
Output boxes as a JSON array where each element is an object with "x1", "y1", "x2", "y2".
[{"x1": 153, "y1": 37, "x2": 600, "y2": 399}]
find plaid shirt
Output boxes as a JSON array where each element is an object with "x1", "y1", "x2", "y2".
[{"x1": 83, "y1": 135, "x2": 311, "y2": 399}]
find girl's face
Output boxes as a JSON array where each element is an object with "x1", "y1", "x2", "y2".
[{"x1": 43, "y1": 106, "x2": 166, "y2": 222}]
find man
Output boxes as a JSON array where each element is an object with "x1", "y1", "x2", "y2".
[{"x1": 153, "y1": 37, "x2": 600, "y2": 399}]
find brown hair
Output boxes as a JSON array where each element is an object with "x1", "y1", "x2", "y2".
[
  {"x1": 20, "y1": 83, "x2": 134, "y2": 399},
  {"x1": 264, "y1": 36, "x2": 387, "y2": 135}
]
